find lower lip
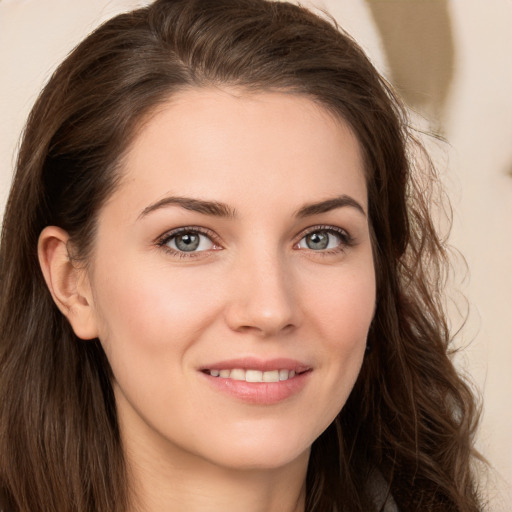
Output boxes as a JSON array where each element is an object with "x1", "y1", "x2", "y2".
[{"x1": 201, "y1": 371, "x2": 311, "y2": 405}]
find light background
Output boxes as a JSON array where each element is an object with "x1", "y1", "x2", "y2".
[{"x1": 1, "y1": 0, "x2": 511, "y2": 509}]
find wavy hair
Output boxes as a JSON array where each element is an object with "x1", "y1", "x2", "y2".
[{"x1": 0, "y1": 0, "x2": 482, "y2": 510}]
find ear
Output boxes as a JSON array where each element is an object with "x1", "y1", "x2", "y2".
[{"x1": 38, "y1": 226, "x2": 99, "y2": 340}]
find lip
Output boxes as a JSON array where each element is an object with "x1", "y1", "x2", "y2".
[
  {"x1": 200, "y1": 357, "x2": 310, "y2": 373},
  {"x1": 199, "y1": 357, "x2": 312, "y2": 405}
]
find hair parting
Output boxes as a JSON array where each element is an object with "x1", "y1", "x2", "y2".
[{"x1": 0, "y1": 1, "x2": 483, "y2": 510}]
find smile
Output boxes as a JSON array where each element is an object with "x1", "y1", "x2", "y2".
[
  {"x1": 204, "y1": 368, "x2": 302, "y2": 382},
  {"x1": 200, "y1": 359, "x2": 312, "y2": 404}
]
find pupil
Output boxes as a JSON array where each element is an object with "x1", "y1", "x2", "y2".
[
  {"x1": 307, "y1": 232, "x2": 329, "y2": 250},
  {"x1": 176, "y1": 233, "x2": 200, "y2": 251}
]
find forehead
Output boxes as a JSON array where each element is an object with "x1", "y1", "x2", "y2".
[{"x1": 111, "y1": 88, "x2": 367, "y2": 217}]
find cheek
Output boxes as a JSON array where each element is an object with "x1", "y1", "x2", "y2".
[
  {"x1": 303, "y1": 265, "x2": 375, "y2": 395},
  {"x1": 89, "y1": 262, "x2": 226, "y2": 428},
  {"x1": 304, "y1": 261, "x2": 376, "y2": 341},
  {"x1": 90, "y1": 259, "x2": 225, "y2": 360}
]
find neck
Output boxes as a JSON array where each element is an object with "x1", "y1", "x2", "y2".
[
  {"x1": 127, "y1": 448, "x2": 308, "y2": 512},
  {"x1": 123, "y1": 425, "x2": 309, "y2": 512}
]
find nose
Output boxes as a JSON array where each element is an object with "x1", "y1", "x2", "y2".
[{"x1": 223, "y1": 249, "x2": 300, "y2": 337}]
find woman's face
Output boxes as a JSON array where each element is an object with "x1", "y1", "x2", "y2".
[{"x1": 83, "y1": 89, "x2": 376, "y2": 471}]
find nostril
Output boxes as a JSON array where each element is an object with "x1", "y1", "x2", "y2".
[
  {"x1": 222, "y1": 269, "x2": 299, "y2": 335},
  {"x1": 232, "y1": 321, "x2": 296, "y2": 337}
]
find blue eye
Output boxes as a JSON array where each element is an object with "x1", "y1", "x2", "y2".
[
  {"x1": 163, "y1": 230, "x2": 215, "y2": 253},
  {"x1": 297, "y1": 228, "x2": 348, "y2": 251}
]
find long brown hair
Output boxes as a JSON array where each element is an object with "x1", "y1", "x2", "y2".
[{"x1": 0, "y1": 0, "x2": 482, "y2": 510}]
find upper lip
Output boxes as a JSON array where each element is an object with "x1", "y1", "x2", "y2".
[{"x1": 200, "y1": 357, "x2": 311, "y2": 373}]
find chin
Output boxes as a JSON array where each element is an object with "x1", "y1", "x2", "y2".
[{"x1": 197, "y1": 429, "x2": 314, "y2": 472}]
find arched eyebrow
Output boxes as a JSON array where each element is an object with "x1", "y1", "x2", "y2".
[
  {"x1": 138, "y1": 194, "x2": 366, "y2": 221},
  {"x1": 295, "y1": 195, "x2": 367, "y2": 218},
  {"x1": 138, "y1": 196, "x2": 236, "y2": 220}
]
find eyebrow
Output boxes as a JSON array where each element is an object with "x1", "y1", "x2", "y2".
[
  {"x1": 138, "y1": 194, "x2": 366, "y2": 221},
  {"x1": 295, "y1": 195, "x2": 367, "y2": 218},
  {"x1": 138, "y1": 196, "x2": 236, "y2": 220}
]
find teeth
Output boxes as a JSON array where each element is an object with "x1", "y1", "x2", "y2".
[
  {"x1": 207, "y1": 368, "x2": 300, "y2": 382},
  {"x1": 230, "y1": 369, "x2": 246, "y2": 380},
  {"x1": 245, "y1": 369, "x2": 263, "y2": 382},
  {"x1": 263, "y1": 370, "x2": 279, "y2": 382}
]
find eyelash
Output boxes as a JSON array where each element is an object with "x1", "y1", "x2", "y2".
[
  {"x1": 295, "y1": 225, "x2": 355, "y2": 255},
  {"x1": 155, "y1": 224, "x2": 355, "y2": 259},
  {"x1": 156, "y1": 226, "x2": 221, "y2": 259}
]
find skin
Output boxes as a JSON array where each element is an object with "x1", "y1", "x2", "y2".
[{"x1": 39, "y1": 88, "x2": 376, "y2": 512}]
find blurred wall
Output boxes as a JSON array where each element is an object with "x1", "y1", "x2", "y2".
[{"x1": 1, "y1": 0, "x2": 511, "y2": 509}]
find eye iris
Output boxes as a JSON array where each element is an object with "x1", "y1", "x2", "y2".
[
  {"x1": 175, "y1": 233, "x2": 200, "y2": 251},
  {"x1": 306, "y1": 231, "x2": 329, "y2": 250}
]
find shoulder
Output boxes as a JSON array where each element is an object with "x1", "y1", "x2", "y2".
[{"x1": 366, "y1": 469, "x2": 399, "y2": 512}]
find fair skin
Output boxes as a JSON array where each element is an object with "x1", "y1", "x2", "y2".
[{"x1": 39, "y1": 89, "x2": 376, "y2": 512}]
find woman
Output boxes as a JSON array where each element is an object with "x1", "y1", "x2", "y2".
[{"x1": 0, "y1": 0, "x2": 483, "y2": 510}]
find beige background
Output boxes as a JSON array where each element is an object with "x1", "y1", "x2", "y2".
[{"x1": 1, "y1": 0, "x2": 511, "y2": 509}]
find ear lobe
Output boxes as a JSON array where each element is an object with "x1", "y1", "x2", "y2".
[{"x1": 38, "y1": 226, "x2": 99, "y2": 340}]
